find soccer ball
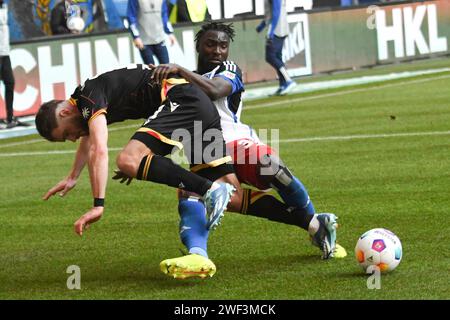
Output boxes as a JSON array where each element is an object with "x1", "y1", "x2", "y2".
[
  {"x1": 67, "y1": 16, "x2": 85, "y2": 32},
  {"x1": 355, "y1": 228, "x2": 402, "y2": 273}
]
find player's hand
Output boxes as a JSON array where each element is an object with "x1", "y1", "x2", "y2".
[
  {"x1": 168, "y1": 34, "x2": 176, "y2": 46},
  {"x1": 74, "y1": 206, "x2": 104, "y2": 236},
  {"x1": 112, "y1": 169, "x2": 133, "y2": 185},
  {"x1": 133, "y1": 37, "x2": 144, "y2": 50},
  {"x1": 150, "y1": 63, "x2": 180, "y2": 84},
  {"x1": 256, "y1": 20, "x2": 266, "y2": 33},
  {"x1": 43, "y1": 177, "x2": 77, "y2": 200}
]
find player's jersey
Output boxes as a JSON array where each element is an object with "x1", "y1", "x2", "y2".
[
  {"x1": 265, "y1": 0, "x2": 288, "y2": 38},
  {"x1": 70, "y1": 64, "x2": 161, "y2": 129},
  {"x1": 202, "y1": 61, "x2": 260, "y2": 144}
]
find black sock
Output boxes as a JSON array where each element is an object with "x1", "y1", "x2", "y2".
[
  {"x1": 137, "y1": 155, "x2": 212, "y2": 196},
  {"x1": 241, "y1": 189, "x2": 313, "y2": 231}
]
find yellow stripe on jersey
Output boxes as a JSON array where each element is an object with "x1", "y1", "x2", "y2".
[
  {"x1": 136, "y1": 127, "x2": 184, "y2": 151},
  {"x1": 190, "y1": 156, "x2": 233, "y2": 173},
  {"x1": 88, "y1": 108, "x2": 107, "y2": 124},
  {"x1": 160, "y1": 78, "x2": 189, "y2": 102},
  {"x1": 69, "y1": 97, "x2": 77, "y2": 107}
]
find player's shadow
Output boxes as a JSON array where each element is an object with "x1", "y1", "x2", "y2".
[
  {"x1": 244, "y1": 253, "x2": 322, "y2": 267},
  {"x1": 113, "y1": 271, "x2": 206, "y2": 290},
  {"x1": 125, "y1": 253, "x2": 324, "y2": 291}
]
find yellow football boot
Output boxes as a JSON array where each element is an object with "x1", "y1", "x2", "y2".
[{"x1": 160, "y1": 254, "x2": 216, "y2": 279}]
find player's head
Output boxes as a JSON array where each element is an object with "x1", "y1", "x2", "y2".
[
  {"x1": 35, "y1": 100, "x2": 87, "y2": 142},
  {"x1": 195, "y1": 21, "x2": 235, "y2": 73}
]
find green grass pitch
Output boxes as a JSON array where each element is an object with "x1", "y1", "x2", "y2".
[{"x1": 0, "y1": 58, "x2": 449, "y2": 299}]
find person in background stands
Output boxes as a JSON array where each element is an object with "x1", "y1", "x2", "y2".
[
  {"x1": 167, "y1": 0, "x2": 210, "y2": 24},
  {"x1": 0, "y1": 0, "x2": 16, "y2": 128},
  {"x1": 51, "y1": 0, "x2": 71, "y2": 35},
  {"x1": 256, "y1": 0, "x2": 297, "y2": 96},
  {"x1": 127, "y1": 0, "x2": 176, "y2": 65}
]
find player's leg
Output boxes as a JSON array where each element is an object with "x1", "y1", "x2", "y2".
[
  {"x1": 229, "y1": 139, "x2": 341, "y2": 258},
  {"x1": 172, "y1": 172, "x2": 242, "y2": 258},
  {"x1": 160, "y1": 190, "x2": 216, "y2": 279},
  {"x1": 1, "y1": 56, "x2": 15, "y2": 125},
  {"x1": 152, "y1": 42, "x2": 170, "y2": 64},
  {"x1": 257, "y1": 153, "x2": 314, "y2": 213},
  {"x1": 227, "y1": 139, "x2": 313, "y2": 215},
  {"x1": 160, "y1": 166, "x2": 240, "y2": 279},
  {"x1": 177, "y1": 192, "x2": 209, "y2": 258},
  {"x1": 265, "y1": 36, "x2": 295, "y2": 95},
  {"x1": 116, "y1": 138, "x2": 214, "y2": 197},
  {"x1": 161, "y1": 169, "x2": 243, "y2": 279},
  {"x1": 230, "y1": 141, "x2": 313, "y2": 230},
  {"x1": 139, "y1": 45, "x2": 155, "y2": 65},
  {"x1": 257, "y1": 152, "x2": 340, "y2": 259},
  {"x1": 275, "y1": 37, "x2": 293, "y2": 85}
]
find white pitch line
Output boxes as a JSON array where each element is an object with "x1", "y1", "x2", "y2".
[
  {"x1": 1, "y1": 131, "x2": 449, "y2": 158},
  {"x1": 277, "y1": 130, "x2": 450, "y2": 143},
  {"x1": 0, "y1": 147, "x2": 123, "y2": 157},
  {"x1": 0, "y1": 125, "x2": 139, "y2": 149},
  {"x1": 245, "y1": 74, "x2": 450, "y2": 110},
  {"x1": 0, "y1": 138, "x2": 45, "y2": 149}
]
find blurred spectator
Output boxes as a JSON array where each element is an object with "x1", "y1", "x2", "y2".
[
  {"x1": 0, "y1": 0, "x2": 16, "y2": 128},
  {"x1": 51, "y1": 1, "x2": 87, "y2": 35},
  {"x1": 340, "y1": 0, "x2": 353, "y2": 6},
  {"x1": 168, "y1": 0, "x2": 210, "y2": 23},
  {"x1": 127, "y1": 0, "x2": 176, "y2": 65},
  {"x1": 51, "y1": 0, "x2": 71, "y2": 35},
  {"x1": 256, "y1": 0, "x2": 296, "y2": 96}
]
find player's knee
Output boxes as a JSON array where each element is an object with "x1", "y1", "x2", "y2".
[
  {"x1": 116, "y1": 151, "x2": 140, "y2": 177},
  {"x1": 265, "y1": 50, "x2": 277, "y2": 66},
  {"x1": 177, "y1": 189, "x2": 199, "y2": 200},
  {"x1": 257, "y1": 154, "x2": 292, "y2": 188},
  {"x1": 227, "y1": 194, "x2": 242, "y2": 212},
  {"x1": 213, "y1": 174, "x2": 243, "y2": 213},
  {"x1": 227, "y1": 184, "x2": 243, "y2": 212},
  {"x1": 265, "y1": 53, "x2": 273, "y2": 64}
]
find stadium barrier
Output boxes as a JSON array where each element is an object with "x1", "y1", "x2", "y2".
[{"x1": 1, "y1": 0, "x2": 449, "y2": 119}]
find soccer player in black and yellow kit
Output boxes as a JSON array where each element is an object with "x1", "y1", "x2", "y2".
[{"x1": 35, "y1": 64, "x2": 237, "y2": 255}]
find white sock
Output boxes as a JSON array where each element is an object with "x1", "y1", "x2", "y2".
[
  {"x1": 189, "y1": 247, "x2": 208, "y2": 258},
  {"x1": 279, "y1": 66, "x2": 292, "y2": 83}
]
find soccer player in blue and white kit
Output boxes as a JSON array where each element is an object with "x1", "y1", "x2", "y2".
[
  {"x1": 256, "y1": 0, "x2": 296, "y2": 95},
  {"x1": 151, "y1": 22, "x2": 346, "y2": 279}
]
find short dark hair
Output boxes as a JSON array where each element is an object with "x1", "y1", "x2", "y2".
[
  {"x1": 35, "y1": 100, "x2": 62, "y2": 142},
  {"x1": 195, "y1": 21, "x2": 235, "y2": 45}
]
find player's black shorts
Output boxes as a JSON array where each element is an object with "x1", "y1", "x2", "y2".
[{"x1": 131, "y1": 82, "x2": 234, "y2": 180}]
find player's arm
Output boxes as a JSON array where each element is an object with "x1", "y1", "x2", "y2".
[
  {"x1": 256, "y1": 0, "x2": 273, "y2": 33},
  {"x1": 127, "y1": 0, "x2": 144, "y2": 49},
  {"x1": 161, "y1": 0, "x2": 175, "y2": 44},
  {"x1": 150, "y1": 63, "x2": 232, "y2": 100},
  {"x1": 74, "y1": 114, "x2": 109, "y2": 236},
  {"x1": 268, "y1": 0, "x2": 281, "y2": 39},
  {"x1": 42, "y1": 136, "x2": 90, "y2": 200}
]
